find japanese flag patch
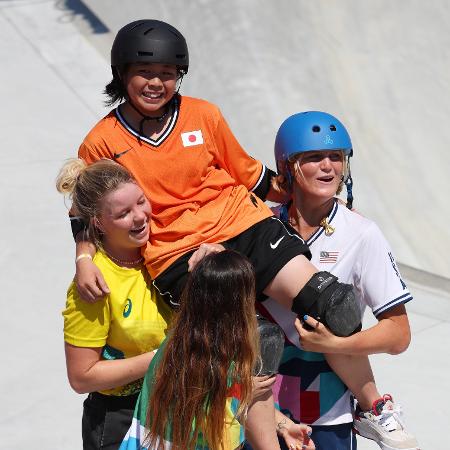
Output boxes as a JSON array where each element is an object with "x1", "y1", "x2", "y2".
[{"x1": 181, "y1": 130, "x2": 204, "y2": 147}]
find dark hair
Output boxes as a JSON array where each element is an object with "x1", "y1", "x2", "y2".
[
  {"x1": 145, "y1": 250, "x2": 258, "y2": 450},
  {"x1": 103, "y1": 67, "x2": 128, "y2": 107},
  {"x1": 104, "y1": 19, "x2": 189, "y2": 107}
]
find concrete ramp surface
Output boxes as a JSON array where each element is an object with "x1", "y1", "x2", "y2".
[
  {"x1": 0, "y1": 1, "x2": 449, "y2": 449},
  {"x1": 84, "y1": 0, "x2": 450, "y2": 278}
]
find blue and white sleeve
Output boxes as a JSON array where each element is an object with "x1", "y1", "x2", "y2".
[{"x1": 358, "y1": 222, "x2": 413, "y2": 318}]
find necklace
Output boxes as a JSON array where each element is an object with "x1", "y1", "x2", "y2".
[
  {"x1": 106, "y1": 251, "x2": 144, "y2": 267},
  {"x1": 287, "y1": 201, "x2": 336, "y2": 238},
  {"x1": 320, "y1": 217, "x2": 335, "y2": 236}
]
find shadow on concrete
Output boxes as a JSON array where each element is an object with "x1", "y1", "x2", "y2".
[{"x1": 55, "y1": 0, "x2": 109, "y2": 33}]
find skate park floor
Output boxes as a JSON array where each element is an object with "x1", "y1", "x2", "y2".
[{"x1": 1, "y1": 1, "x2": 449, "y2": 449}]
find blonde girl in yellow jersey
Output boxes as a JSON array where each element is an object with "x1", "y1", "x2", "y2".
[{"x1": 57, "y1": 159, "x2": 173, "y2": 449}]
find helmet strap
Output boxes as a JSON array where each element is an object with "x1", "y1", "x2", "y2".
[
  {"x1": 126, "y1": 98, "x2": 174, "y2": 142},
  {"x1": 345, "y1": 155, "x2": 354, "y2": 209},
  {"x1": 175, "y1": 73, "x2": 185, "y2": 94}
]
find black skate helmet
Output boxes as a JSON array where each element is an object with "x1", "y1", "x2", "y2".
[
  {"x1": 105, "y1": 20, "x2": 189, "y2": 130},
  {"x1": 111, "y1": 19, "x2": 189, "y2": 74}
]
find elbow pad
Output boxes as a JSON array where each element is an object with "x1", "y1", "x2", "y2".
[
  {"x1": 254, "y1": 315, "x2": 285, "y2": 376},
  {"x1": 70, "y1": 215, "x2": 87, "y2": 241},
  {"x1": 292, "y1": 271, "x2": 362, "y2": 337}
]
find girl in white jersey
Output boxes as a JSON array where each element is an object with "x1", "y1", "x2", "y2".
[{"x1": 262, "y1": 111, "x2": 419, "y2": 450}]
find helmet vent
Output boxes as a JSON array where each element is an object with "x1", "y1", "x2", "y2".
[
  {"x1": 130, "y1": 22, "x2": 145, "y2": 30},
  {"x1": 312, "y1": 125, "x2": 321, "y2": 132},
  {"x1": 176, "y1": 54, "x2": 187, "y2": 60},
  {"x1": 143, "y1": 27, "x2": 155, "y2": 35},
  {"x1": 137, "y1": 51, "x2": 154, "y2": 57},
  {"x1": 330, "y1": 125, "x2": 337, "y2": 131}
]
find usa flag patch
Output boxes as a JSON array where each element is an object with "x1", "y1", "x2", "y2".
[
  {"x1": 319, "y1": 251, "x2": 339, "y2": 263},
  {"x1": 181, "y1": 130, "x2": 204, "y2": 147}
]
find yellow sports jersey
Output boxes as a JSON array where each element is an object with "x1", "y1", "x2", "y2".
[
  {"x1": 78, "y1": 95, "x2": 273, "y2": 278},
  {"x1": 63, "y1": 251, "x2": 172, "y2": 396}
]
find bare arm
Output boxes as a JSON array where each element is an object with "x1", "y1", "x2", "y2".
[
  {"x1": 245, "y1": 390, "x2": 281, "y2": 450},
  {"x1": 297, "y1": 304, "x2": 411, "y2": 356},
  {"x1": 64, "y1": 343, "x2": 155, "y2": 394},
  {"x1": 75, "y1": 233, "x2": 110, "y2": 302}
]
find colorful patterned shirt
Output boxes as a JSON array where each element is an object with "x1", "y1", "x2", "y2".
[{"x1": 120, "y1": 339, "x2": 245, "y2": 449}]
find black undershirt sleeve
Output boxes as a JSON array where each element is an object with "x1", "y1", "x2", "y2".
[
  {"x1": 252, "y1": 167, "x2": 276, "y2": 201},
  {"x1": 70, "y1": 214, "x2": 87, "y2": 241}
]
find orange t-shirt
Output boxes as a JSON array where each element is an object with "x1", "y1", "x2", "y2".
[{"x1": 79, "y1": 95, "x2": 273, "y2": 278}]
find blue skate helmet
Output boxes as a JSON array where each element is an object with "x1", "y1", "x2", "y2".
[{"x1": 274, "y1": 111, "x2": 354, "y2": 208}]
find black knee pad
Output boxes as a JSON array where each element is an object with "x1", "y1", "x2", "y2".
[
  {"x1": 254, "y1": 315, "x2": 285, "y2": 376},
  {"x1": 291, "y1": 271, "x2": 362, "y2": 337}
]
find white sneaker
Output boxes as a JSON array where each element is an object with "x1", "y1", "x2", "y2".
[{"x1": 354, "y1": 394, "x2": 420, "y2": 450}]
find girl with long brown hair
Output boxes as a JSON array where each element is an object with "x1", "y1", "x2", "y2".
[{"x1": 120, "y1": 250, "x2": 283, "y2": 450}]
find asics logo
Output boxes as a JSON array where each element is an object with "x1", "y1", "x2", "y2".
[
  {"x1": 123, "y1": 298, "x2": 132, "y2": 318},
  {"x1": 270, "y1": 236, "x2": 285, "y2": 249}
]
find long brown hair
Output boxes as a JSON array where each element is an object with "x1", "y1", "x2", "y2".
[{"x1": 145, "y1": 251, "x2": 258, "y2": 450}]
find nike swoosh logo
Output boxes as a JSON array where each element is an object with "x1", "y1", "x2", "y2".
[
  {"x1": 270, "y1": 236, "x2": 285, "y2": 249},
  {"x1": 114, "y1": 148, "x2": 132, "y2": 159}
]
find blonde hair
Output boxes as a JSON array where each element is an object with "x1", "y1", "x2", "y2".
[
  {"x1": 55, "y1": 158, "x2": 135, "y2": 246},
  {"x1": 273, "y1": 151, "x2": 348, "y2": 196}
]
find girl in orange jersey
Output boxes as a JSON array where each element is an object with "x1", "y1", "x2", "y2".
[{"x1": 74, "y1": 19, "x2": 361, "y2": 336}]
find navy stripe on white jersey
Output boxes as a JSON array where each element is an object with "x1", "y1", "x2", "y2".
[{"x1": 373, "y1": 292, "x2": 413, "y2": 317}]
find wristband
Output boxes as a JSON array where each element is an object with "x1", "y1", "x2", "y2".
[{"x1": 75, "y1": 253, "x2": 93, "y2": 263}]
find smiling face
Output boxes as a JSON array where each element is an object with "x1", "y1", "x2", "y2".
[
  {"x1": 96, "y1": 182, "x2": 151, "y2": 255},
  {"x1": 292, "y1": 150, "x2": 344, "y2": 202},
  {"x1": 124, "y1": 62, "x2": 178, "y2": 116}
]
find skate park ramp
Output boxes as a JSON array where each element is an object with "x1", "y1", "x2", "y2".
[{"x1": 0, "y1": 1, "x2": 449, "y2": 449}]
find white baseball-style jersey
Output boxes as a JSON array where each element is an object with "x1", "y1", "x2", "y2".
[
  {"x1": 308, "y1": 200, "x2": 411, "y2": 317},
  {"x1": 260, "y1": 200, "x2": 413, "y2": 426}
]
